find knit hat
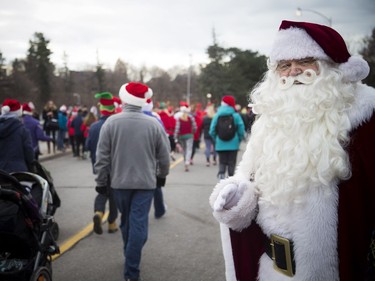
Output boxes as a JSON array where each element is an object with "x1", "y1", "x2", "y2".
[
  {"x1": 2, "y1": 99, "x2": 22, "y2": 116},
  {"x1": 95, "y1": 92, "x2": 116, "y2": 116},
  {"x1": 142, "y1": 98, "x2": 154, "y2": 112},
  {"x1": 119, "y1": 82, "x2": 153, "y2": 107},
  {"x1": 159, "y1": 102, "x2": 166, "y2": 110},
  {"x1": 22, "y1": 103, "x2": 33, "y2": 115},
  {"x1": 60, "y1": 105, "x2": 67, "y2": 112},
  {"x1": 269, "y1": 20, "x2": 370, "y2": 82},
  {"x1": 221, "y1": 95, "x2": 236, "y2": 109},
  {"x1": 179, "y1": 101, "x2": 190, "y2": 113}
]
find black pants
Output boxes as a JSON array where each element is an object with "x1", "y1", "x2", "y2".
[
  {"x1": 217, "y1": 150, "x2": 238, "y2": 178},
  {"x1": 74, "y1": 135, "x2": 85, "y2": 156}
]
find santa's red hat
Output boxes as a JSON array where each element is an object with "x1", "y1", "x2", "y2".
[
  {"x1": 179, "y1": 101, "x2": 190, "y2": 113},
  {"x1": 2, "y1": 99, "x2": 22, "y2": 116},
  {"x1": 22, "y1": 103, "x2": 33, "y2": 115},
  {"x1": 269, "y1": 20, "x2": 369, "y2": 82},
  {"x1": 221, "y1": 95, "x2": 236, "y2": 109},
  {"x1": 119, "y1": 82, "x2": 153, "y2": 107}
]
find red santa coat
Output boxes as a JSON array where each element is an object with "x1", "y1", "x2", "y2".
[{"x1": 210, "y1": 84, "x2": 375, "y2": 281}]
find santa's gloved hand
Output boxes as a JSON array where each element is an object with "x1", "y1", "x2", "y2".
[{"x1": 213, "y1": 182, "x2": 247, "y2": 211}]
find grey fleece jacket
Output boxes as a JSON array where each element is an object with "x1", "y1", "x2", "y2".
[{"x1": 94, "y1": 104, "x2": 170, "y2": 190}]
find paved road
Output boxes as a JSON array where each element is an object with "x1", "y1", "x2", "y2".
[{"x1": 39, "y1": 142, "x2": 231, "y2": 281}]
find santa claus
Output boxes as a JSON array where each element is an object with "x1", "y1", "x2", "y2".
[{"x1": 210, "y1": 20, "x2": 375, "y2": 281}]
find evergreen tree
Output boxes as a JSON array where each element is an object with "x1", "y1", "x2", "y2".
[
  {"x1": 360, "y1": 27, "x2": 375, "y2": 87},
  {"x1": 25, "y1": 32, "x2": 55, "y2": 105},
  {"x1": 199, "y1": 33, "x2": 267, "y2": 106},
  {"x1": 0, "y1": 51, "x2": 5, "y2": 78}
]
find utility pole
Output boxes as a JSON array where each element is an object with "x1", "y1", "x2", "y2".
[{"x1": 187, "y1": 54, "x2": 192, "y2": 104}]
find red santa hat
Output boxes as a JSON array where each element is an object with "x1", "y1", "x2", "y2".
[
  {"x1": 269, "y1": 20, "x2": 370, "y2": 82},
  {"x1": 179, "y1": 101, "x2": 190, "y2": 113},
  {"x1": 22, "y1": 103, "x2": 33, "y2": 115},
  {"x1": 2, "y1": 99, "x2": 22, "y2": 116},
  {"x1": 113, "y1": 97, "x2": 123, "y2": 113},
  {"x1": 221, "y1": 95, "x2": 236, "y2": 109},
  {"x1": 142, "y1": 98, "x2": 154, "y2": 112},
  {"x1": 119, "y1": 82, "x2": 153, "y2": 107}
]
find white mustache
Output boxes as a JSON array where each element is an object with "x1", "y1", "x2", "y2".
[{"x1": 278, "y1": 69, "x2": 317, "y2": 90}]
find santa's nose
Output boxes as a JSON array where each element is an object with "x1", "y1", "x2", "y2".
[{"x1": 289, "y1": 64, "x2": 303, "y2": 77}]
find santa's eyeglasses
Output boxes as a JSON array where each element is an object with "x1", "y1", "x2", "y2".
[{"x1": 276, "y1": 58, "x2": 317, "y2": 72}]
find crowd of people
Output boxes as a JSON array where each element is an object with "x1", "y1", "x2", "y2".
[{"x1": 1, "y1": 19, "x2": 374, "y2": 281}]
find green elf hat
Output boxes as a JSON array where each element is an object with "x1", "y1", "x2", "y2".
[{"x1": 95, "y1": 92, "x2": 115, "y2": 116}]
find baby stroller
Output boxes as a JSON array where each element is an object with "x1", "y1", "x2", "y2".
[
  {"x1": 0, "y1": 169, "x2": 60, "y2": 281},
  {"x1": 29, "y1": 160, "x2": 61, "y2": 240}
]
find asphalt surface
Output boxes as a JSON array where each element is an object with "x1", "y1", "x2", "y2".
[{"x1": 38, "y1": 141, "x2": 231, "y2": 281}]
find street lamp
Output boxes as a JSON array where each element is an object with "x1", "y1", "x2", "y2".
[
  {"x1": 296, "y1": 7, "x2": 332, "y2": 27},
  {"x1": 187, "y1": 54, "x2": 192, "y2": 104},
  {"x1": 206, "y1": 93, "x2": 212, "y2": 104}
]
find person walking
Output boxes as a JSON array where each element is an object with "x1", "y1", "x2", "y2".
[
  {"x1": 95, "y1": 82, "x2": 170, "y2": 281},
  {"x1": 209, "y1": 95, "x2": 245, "y2": 179},
  {"x1": 42, "y1": 100, "x2": 58, "y2": 154},
  {"x1": 22, "y1": 103, "x2": 53, "y2": 160},
  {"x1": 202, "y1": 104, "x2": 217, "y2": 166},
  {"x1": 67, "y1": 109, "x2": 77, "y2": 157},
  {"x1": 190, "y1": 104, "x2": 203, "y2": 165},
  {"x1": 0, "y1": 99, "x2": 34, "y2": 172},
  {"x1": 57, "y1": 105, "x2": 68, "y2": 152},
  {"x1": 86, "y1": 92, "x2": 119, "y2": 235},
  {"x1": 210, "y1": 20, "x2": 374, "y2": 281},
  {"x1": 81, "y1": 110, "x2": 97, "y2": 159},
  {"x1": 142, "y1": 98, "x2": 169, "y2": 219},
  {"x1": 158, "y1": 102, "x2": 176, "y2": 161},
  {"x1": 174, "y1": 102, "x2": 197, "y2": 171},
  {"x1": 71, "y1": 108, "x2": 84, "y2": 158}
]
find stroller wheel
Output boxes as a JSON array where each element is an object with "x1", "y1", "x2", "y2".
[
  {"x1": 51, "y1": 222, "x2": 59, "y2": 241},
  {"x1": 30, "y1": 266, "x2": 52, "y2": 281}
]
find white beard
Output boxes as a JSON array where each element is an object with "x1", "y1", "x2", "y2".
[{"x1": 240, "y1": 62, "x2": 355, "y2": 204}]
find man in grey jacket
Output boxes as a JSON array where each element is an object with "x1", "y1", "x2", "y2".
[{"x1": 95, "y1": 82, "x2": 170, "y2": 281}]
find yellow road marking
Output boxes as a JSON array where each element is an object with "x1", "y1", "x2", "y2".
[{"x1": 52, "y1": 156, "x2": 183, "y2": 261}]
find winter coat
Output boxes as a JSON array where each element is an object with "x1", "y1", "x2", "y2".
[
  {"x1": 159, "y1": 110, "x2": 175, "y2": 136},
  {"x1": 71, "y1": 114, "x2": 83, "y2": 136},
  {"x1": 22, "y1": 114, "x2": 52, "y2": 153},
  {"x1": 58, "y1": 111, "x2": 68, "y2": 131},
  {"x1": 95, "y1": 104, "x2": 170, "y2": 190},
  {"x1": 174, "y1": 114, "x2": 197, "y2": 140},
  {"x1": 86, "y1": 116, "x2": 108, "y2": 168},
  {"x1": 0, "y1": 115, "x2": 34, "y2": 172},
  {"x1": 210, "y1": 84, "x2": 375, "y2": 281},
  {"x1": 209, "y1": 105, "x2": 245, "y2": 151}
]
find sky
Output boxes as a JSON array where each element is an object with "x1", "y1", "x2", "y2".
[{"x1": 1, "y1": 0, "x2": 374, "y2": 71}]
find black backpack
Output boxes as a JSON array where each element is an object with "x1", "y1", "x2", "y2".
[{"x1": 216, "y1": 114, "x2": 236, "y2": 141}]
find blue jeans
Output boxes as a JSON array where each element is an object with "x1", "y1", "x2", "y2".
[
  {"x1": 204, "y1": 138, "x2": 216, "y2": 161},
  {"x1": 113, "y1": 189, "x2": 154, "y2": 280},
  {"x1": 57, "y1": 129, "x2": 66, "y2": 150}
]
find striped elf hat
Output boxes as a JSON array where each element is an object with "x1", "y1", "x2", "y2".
[{"x1": 95, "y1": 92, "x2": 116, "y2": 116}]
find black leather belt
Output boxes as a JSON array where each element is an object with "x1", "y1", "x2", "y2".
[{"x1": 265, "y1": 234, "x2": 296, "y2": 277}]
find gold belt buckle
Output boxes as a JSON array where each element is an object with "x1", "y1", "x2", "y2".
[{"x1": 270, "y1": 234, "x2": 295, "y2": 277}]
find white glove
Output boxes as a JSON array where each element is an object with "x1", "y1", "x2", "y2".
[{"x1": 213, "y1": 182, "x2": 247, "y2": 211}]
